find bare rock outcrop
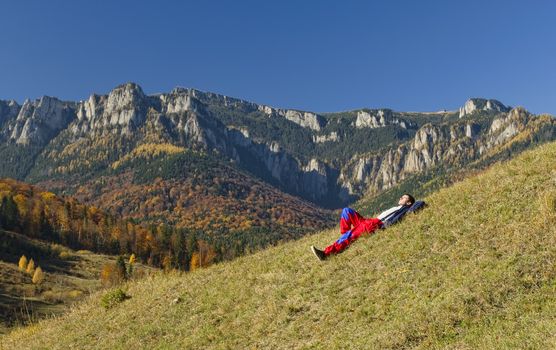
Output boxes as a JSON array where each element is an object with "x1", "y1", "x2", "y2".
[
  {"x1": 459, "y1": 98, "x2": 510, "y2": 118},
  {"x1": 354, "y1": 109, "x2": 413, "y2": 129},
  {"x1": 7, "y1": 96, "x2": 74, "y2": 146}
]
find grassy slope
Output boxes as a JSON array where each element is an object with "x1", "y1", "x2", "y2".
[
  {"x1": 0, "y1": 230, "x2": 154, "y2": 334},
  {"x1": 2, "y1": 141, "x2": 556, "y2": 349}
]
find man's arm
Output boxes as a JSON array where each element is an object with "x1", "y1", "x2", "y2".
[{"x1": 376, "y1": 205, "x2": 402, "y2": 221}]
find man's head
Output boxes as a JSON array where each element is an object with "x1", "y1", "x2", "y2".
[{"x1": 398, "y1": 193, "x2": 415, "y2": 206}]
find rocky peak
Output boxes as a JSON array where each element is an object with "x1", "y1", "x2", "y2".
[
  {"x1": 459, "y1": 98, "x2": 510, "y2": 118},
  {"x1": 73, "y1": 83, "x2": 150, "y2": 134},
  {"x1": 104, "y1": 83, "x2": 148, "y2": 126},
  {"x1": 8, "y1": 96, "x2": 74, "y2": 146}
]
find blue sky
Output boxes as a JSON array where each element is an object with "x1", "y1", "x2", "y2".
[{"x1": 0, "y1": 0, "x2": 554, "y2": 114}]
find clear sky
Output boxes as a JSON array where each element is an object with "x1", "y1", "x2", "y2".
[{"x1": 1, "y1": 0, "x2": 554, "y2": 114}]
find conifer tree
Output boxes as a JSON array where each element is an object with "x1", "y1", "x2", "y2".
[
  {"x1": 32, "y1": 267, "x2": 44, "y2": 284},
  {"x1": 116, "y1": 256, "x2": 127, "y2": 281},
  {"x1": 0, "y1": 196, "x2": 19, "y2": 230},
  {"x1": 18, "y1": 255, "x2": 28, "y2": 271},
  {"x1": 26, "y1": 258, "x2": 35, "y2": 275}
]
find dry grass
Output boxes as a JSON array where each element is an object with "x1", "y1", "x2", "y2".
[
  {"x1": 0, "y1": 232, "x2": 154, "y2": 334},
  {"x1": 2, "y1": 141, "x2": 556, "y2": 349}
]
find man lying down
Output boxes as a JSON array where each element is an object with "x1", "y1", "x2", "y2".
[{"x1": 311, "y1": 194, "x2": 426, "y2": 261}]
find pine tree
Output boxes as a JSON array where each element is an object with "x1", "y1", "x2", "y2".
[
  {"x1": 39, "y1": 208, "x2": 54, "y2": 239},
  {"x1": 116, "y1": 256, "x2": 127, "y2": 281},
  {"x1": 18, "y1": 255, "x2": 28, "y2": 271},
  {"x1": 26, "y1": 258, "x2": 35, "y2": 275},
  {"x1": 1, "y1": 196, "x2": 19, "y2": 230},
  {"x1": 32, "y1": 267, "x2": 45, "y2": 284}
]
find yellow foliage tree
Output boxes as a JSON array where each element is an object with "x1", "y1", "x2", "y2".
[
  {"x1": 100, "y1": 263, "x2": 120, "y2": 287},
  {"x1": 18, "y1": 255, "x2": 28, "y2": 271},
  {"x1": 32, "y1": 267, "x2": 45, "y2": 284},
  {"x1": 190, "y1": 252, "x2": 200, "y2": 271},
  {"x1": 26, "y1": 258, "x2": 35, "y2": 275},
  {"x1": 13, "y1": 193, "x2": 28, "y2": 217},
  {"x1": 40, "y1": 192, "x2": 56, "y2": 201},
  {"x1": 190, "y1": 241, "x2": 217, "y2": 271},
  {"x1": 127, "y1": 253, "x2": 136, "y2": 277}
]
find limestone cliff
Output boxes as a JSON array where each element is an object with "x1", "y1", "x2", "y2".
[
  {"x1": 339, "y1": 106, "x2": 548, "y2": 199},
  {"x1": 459, "y1": 98, "x2": 510, "y2": 118},
  {"x1": 2, "y1": 96, "x2": 74, "y2": 146},
  {"x1": 355, "y1": 109, "x2": 415, "y2": 129}
]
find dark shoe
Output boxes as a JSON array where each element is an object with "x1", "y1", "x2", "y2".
[{"x1": 311, "y1": 246, "x2": 326, "y2": 261}]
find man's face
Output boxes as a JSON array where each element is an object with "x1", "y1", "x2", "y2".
[{"x1": 398, "y1": 195, "x2": 412, "y2": 206}]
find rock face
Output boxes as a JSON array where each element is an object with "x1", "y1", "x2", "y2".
[
  {"x1": 220, "y1": 126, "x2": 333, "y2": 201},
  {"x1": 259, "y1": 105, "x2": 326, "y2": 131},
  {"x1": 0, "y1": 100, "x2": 20, "y2": 127},
  {"x1": 459, "y1": 98, "x2": 510, "y2": 118},
  {"x1": 355, "y1": 109, "x2": 413, "y2": 129},
  {"x1": 301, "y1": 159, "x2": 329, "y2": 200},
  {"x1": 4, "y1": 96, "x2": 74, "y2": 146},
  {"x1": 339, "y1": 107, "x2": 540, "y2": 198},
  {"x1": 487, "y1": 107, "x2": 528, "y2": 147},
  {"x1": 74, "y1": 83, "x2": 149, "y2": 134},
  {"x1": 283, "y1": 110, "x2": 324, "y2": 131},
  {"x1": 313, "y1": 131, "x2": 339, "y2": 143},
  {"x1": 159, "y1": 88, "x2": 201, "y2": 114}
]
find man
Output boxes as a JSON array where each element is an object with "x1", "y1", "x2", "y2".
[{"x1": 311, "y1": 194, "x2": 416, "y2": 261}]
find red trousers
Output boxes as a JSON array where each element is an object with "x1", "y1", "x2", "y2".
[{"x1": 324, "y1": 207, "x2": 383, "y2": 256}]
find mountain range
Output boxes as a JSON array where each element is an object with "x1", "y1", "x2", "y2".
[{"x1": 1, "y1": 83, "x2": 555, "y2": 258}]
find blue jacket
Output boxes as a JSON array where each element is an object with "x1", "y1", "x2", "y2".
[{"x1": 381, "y1": 200, "x2": 426, "y2": 228}]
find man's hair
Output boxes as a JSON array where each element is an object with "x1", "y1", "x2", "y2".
[{"x1": 403, "y1": 193, "x2": 415, "y2": 205}]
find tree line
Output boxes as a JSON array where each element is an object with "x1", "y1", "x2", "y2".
[{"x1": 0, "y1": 179, "x2": 223, "y2": 271}]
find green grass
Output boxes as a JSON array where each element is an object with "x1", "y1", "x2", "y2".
[{"x1": 2, "y1": 141, "x2": 556, "y2": 349}]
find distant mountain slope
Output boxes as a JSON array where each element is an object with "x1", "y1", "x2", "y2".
[
  {"x1": 30, "y1": 143, "x2": 335, "y2": 256},
  {"x1": 4, "y1": 140, "x2": 556, "y2": 349}
]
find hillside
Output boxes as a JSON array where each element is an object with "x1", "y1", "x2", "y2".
[
  {"x1": 0, "y1": 229, "x2": 153, "y2": 334},
  {"x1": 3, "y1": 140, "x2": 556, "y2": 349},
  {"x1": 34, "y1": 144, "x2": 335, "y2": 252}
]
